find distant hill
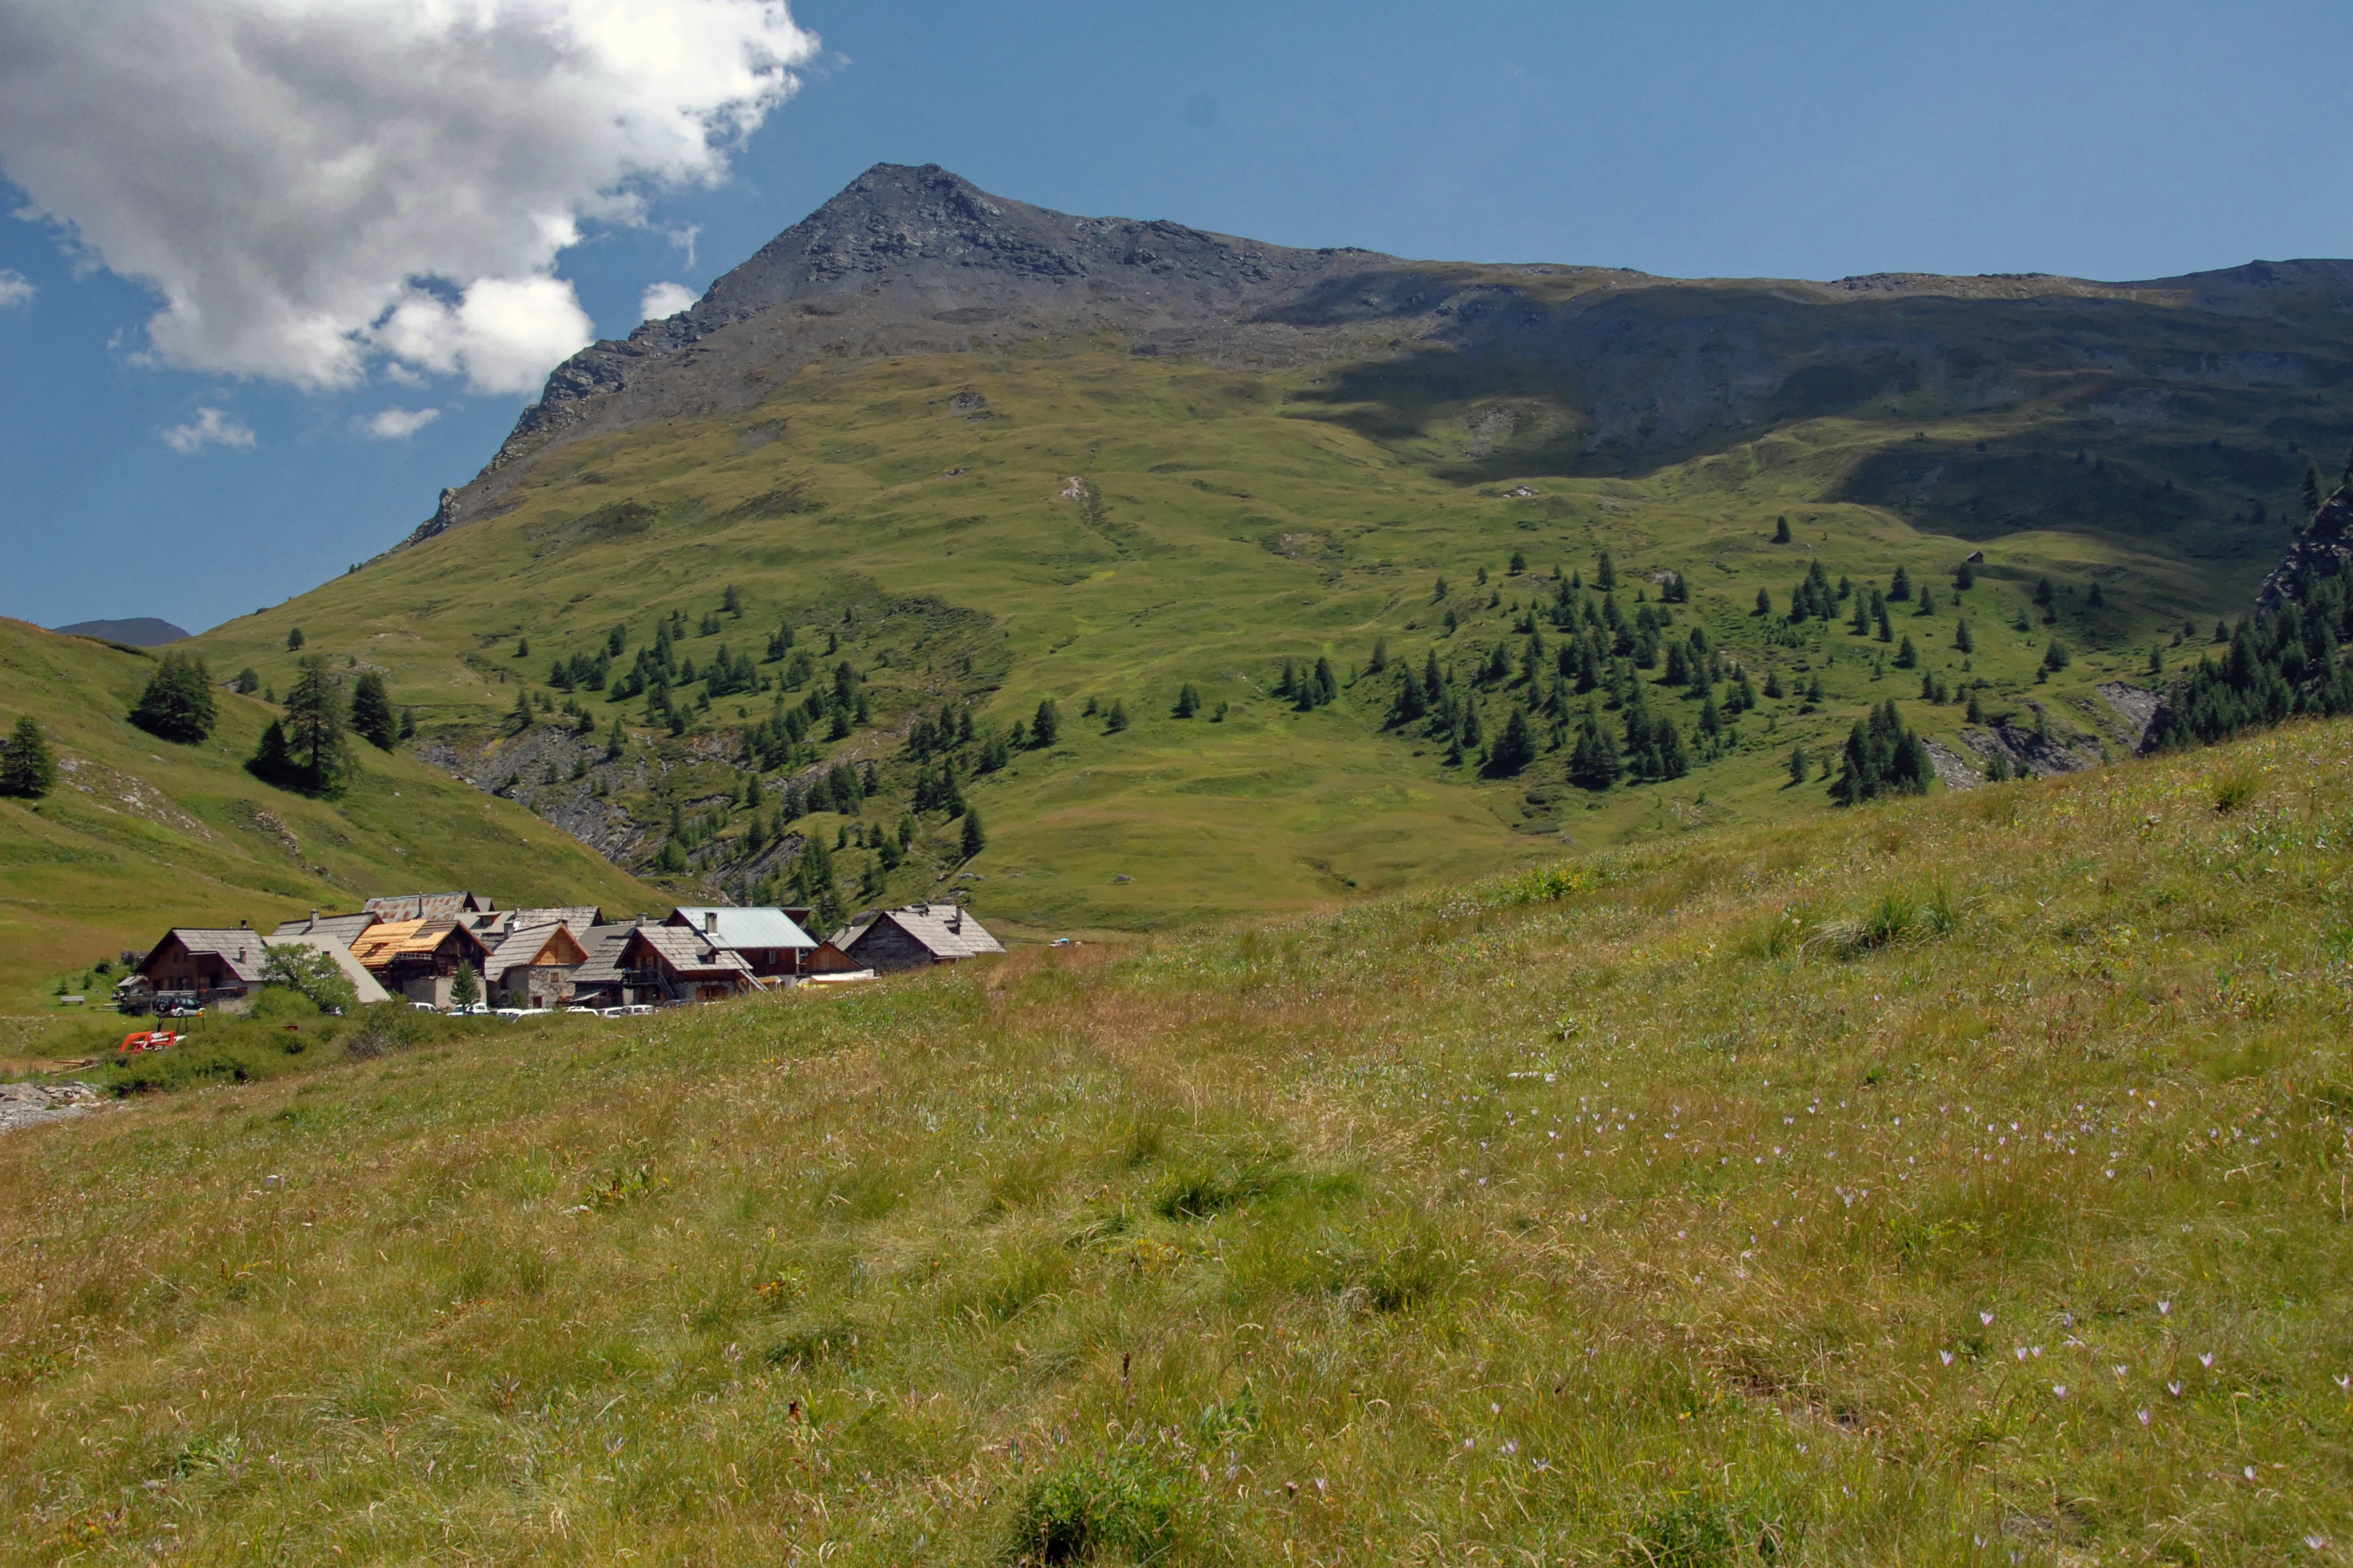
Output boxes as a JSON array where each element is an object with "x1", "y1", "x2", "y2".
[
  {"x1": 53, "y1": 618, "x2": 188, "y2": 647},
  {"x1": 177, "y1": 164, "x2": 2353, "y2": 934}
]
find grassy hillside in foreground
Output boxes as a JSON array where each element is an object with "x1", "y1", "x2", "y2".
[
  {"x1": 4, "y1": 719, "x2": 2348, "y2": 1564},
  {"x1": 184, "y1": 338, "x2": 2303, "y2": 933},
  {"x1": 0, "y1": 618, "x2": 664, "y2": 1018}
]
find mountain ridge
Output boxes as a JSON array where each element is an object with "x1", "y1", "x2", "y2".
[{"x1": 400, "y1": 163, "x2": 2353, "y2": 552}]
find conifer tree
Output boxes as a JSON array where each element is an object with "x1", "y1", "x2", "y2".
[
  {"x1": 1174, "y1": 682, "x2": 1201, "y2": 718},
  {"x1": 1829, "y1": 700, "x2": 1932, "y2": 805},
  {"x1": 1106, "y1": 699, "x2": 1129, "y2": 733},
  {"x1": 258, "y1": 656, "x2": 352, "y2": 795},
  {"x1": 1895, "y1": 635, "x2": 1918, "y2": 669},
  {"x1": 449, "y1": 960, "x2": 481, "y2": 1010},
  {"x1": 1917, "y1": 584, "x2": 1936, "y2": 615},
  {"x1": 1032, "y1": 697, "x2": 1060, "y2": 747},
  {"x1": 1595, "y1": 551, "x2": 1617, "y2": 592},
  {"x1": 128, "y1": 651, "x2": 218, "y2": 743},
  {"x1": 1764, "y1": 668, "x2": 1784, "y2": 699},
  {"x1": 512, "y1": 686, "x2": 535, "y2": 732},
  {"x1": 1954, "y1": 563, "x2": 1975, "y2": 591},
  {"x1": 961, "y1": 809, "x2": 986, "y2": 860},
  {"x1": 0, "y1": 716, "x2": 56, "y2": 799},
  {"x1": 1955, "y1": 619, "x2": 1974, "y2": 654},
  {"x1": 1369, "y1": 637, "x2": 1389, "y2": 674},
  {"x1": 2304, "y1": 463, "x2": 2323, "y2": 515},
  {"x1": 2087, "y1": 580, "x2": 2105, "y2": 608},
  {"x1": 349, "y1": 671, "x2": 397, "y2": 750},
  {"x1": 1755, "y1": 587, "x2": 1773, "y2": 617},
  {"x1": 286, "y1": 627, "x2": 304, "y2": 651},
  {"x1": 1568, "y1": 705, "x2": 1621, "y2": 790},
  {"x1": 1484, "y1": 708, "x2": 1536, "y2": 777},
  {"x1": 1889, "y1": 565, "x2": 1912, "y2": 601},
  {"x1": 1773, "y1": 515, "x2": 1791, "y2": 543},
  {"x1": 1509, "y1": 548, "x2": 1528, "y2": 575},
  {"x1": 1875, "y1": 601, "x2": 1894, "y2": 643},
  {"x1": 1787, "y1": 742, "x2": 1810, "y2": 784}
]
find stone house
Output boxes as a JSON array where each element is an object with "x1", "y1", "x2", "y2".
[
  {"x1": 812, "y1": 903, "x2": 1005, "y2": 974},
  {"x1": 486, "y1": 923, "x2": 590, "y2": 1007}
]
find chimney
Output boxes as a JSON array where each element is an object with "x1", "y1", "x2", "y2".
[{"x1": 704, "y1": 911, "x2": 718, "y2": 934}]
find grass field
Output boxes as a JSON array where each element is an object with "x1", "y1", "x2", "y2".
[
  {"x1": 4, "y1": 715, "x2": 2346, "y2": 1564},
  {"x1": 0, "y1": 618, "x2": 663, "y2": 1018},
  {"x1": 170, "y1": 336, "x2": 2304, "y2": 941}
]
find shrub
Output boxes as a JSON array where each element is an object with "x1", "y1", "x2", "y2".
[{"x1": 1008, "y1": 1454, "x2": 1180, "y2": 1566}]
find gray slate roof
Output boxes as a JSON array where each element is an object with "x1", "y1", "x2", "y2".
[
  {"x1": 834, "y1": 903, "x2": 1005, "y2": 960},
  {"x1": 571, "y1": 920, "x2": 650, "y2": 987},
  {"x1": 628, "y1": 925, "x2": 760, "y2": 978},
  {"x1": 666, "y1": 906, "x2": 817, "y2": 951},
  {"x1": 263, "y1": 933, "x2": 391, "y2": 1004},
  {"x1": 363, "y1": 891, "x2": 492, "y2": 921},
  {"x1": 144, "y1": 929, "x2": 273, "y2": 984},
  {"x1": 269, "y1": 911, "x2": 379, "y2": 948}
]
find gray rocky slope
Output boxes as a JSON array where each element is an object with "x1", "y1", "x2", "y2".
[{"x1": 398, "y1": 162, "x2": 2353, "y2": 551}]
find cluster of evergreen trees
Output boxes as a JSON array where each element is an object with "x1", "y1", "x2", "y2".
[
  {"x1": 1828, "y1": 701, "x2": 1934, "y2": 805},
  {"x1": 1277, "y1": 656, "x2": 1339, "y2": 710},
  {"x1": 2152, "y1": 566, "x2": 2353, "y2": 748},
  {"x1": 128, "y1": 652, "x2": 218, "y2": 742}
]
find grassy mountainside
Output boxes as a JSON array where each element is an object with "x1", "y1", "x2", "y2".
[
  {"x1": 0, "y1": 618, "x2": 662, "y2": 1013},
  {"x1": 188, "y1": 332, "x2": 2311, "y2": 933},
  {"x1": 4, "y1": 720, "x2": 2348, "y2": 1563}
]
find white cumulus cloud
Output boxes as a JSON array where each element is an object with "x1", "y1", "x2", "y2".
[
  {"x1": 640, "y1": 281, "x2": 700, "y2": 321},
  {"x1": 362, "y1": 406, "x2": 441, "y2": 439},
  {"x1": 0, "y1": 269, "x2": 32, "y2": 309},
  {"x1": 162, "y1": 407, "x2": 257, "y2": 454},
  {"x1": 0, "y1": 1, "x2": 819, "y2": 393}
]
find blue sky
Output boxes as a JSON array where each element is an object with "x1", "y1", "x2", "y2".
[{"x1": 2, "y1": 0, "x2": 2349, "y2": 635}]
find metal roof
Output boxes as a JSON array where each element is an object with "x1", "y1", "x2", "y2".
[{"x1": 665, "y1": 906, "x2": 817, "y2": 951}]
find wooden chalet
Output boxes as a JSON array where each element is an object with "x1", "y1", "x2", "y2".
[
  {"x1": 619, "y1": 925, "x2": 758, "y2": 1004},
  {"x1": 485, "y1": 922, "x2": 589, "y2": 1007},
  {"x1": 349, "y1": 917, "x2": 492, "y2": 1007},
  {"x1": 812, "y1": 903, "x2": 1005, "y2": 974},
  {"x1": 132, "y1": 927, "x2": 274, "y2": 1009}
]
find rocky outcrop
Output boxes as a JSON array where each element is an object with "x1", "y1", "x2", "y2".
[
  {"x1": 0, "y1": 1082, "x2": 100, "y2": 1135},
  {"x1": 2256, "y1": 489, "x2": 2353, "y2": 612},
  {"x1": 1962, "y1": 711, "x2": 2104, "y2": 778}
]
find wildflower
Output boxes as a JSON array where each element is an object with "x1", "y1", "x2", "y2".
[
  {"x1": 2167, "y1": 1381, "x2": 2183, "y2": 1397},
  {"x1": 2053, "y1": 1385, "x2": 2067, "y2": 1397},
  {"x1": 1981, "y1": 1311, "x2": 1995, "y2": 1326},
  {"x1": 2157, "y1": 1300, "x2": 2170, "y2": 1315},
  {"x1": 2334, "y1": 1374, "x2": 2350, "y2": 1392},
  {"x1": 1940, "y1": 1351, "x2": 1954, "y2": 1366},
  {"x1": 2199, "y1": 1353, "x2": 2214, "y2": 1368},
  {"x1": 2138, "y1": 1409, "x2": 2151, "y2": 1426},
  {"x1": 2245, "y1": 1465, "x2": 2258, "y2": 1481}
]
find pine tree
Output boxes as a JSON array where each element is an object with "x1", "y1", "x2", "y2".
[
  {"x1": 1484, "y1": 708, "x2": 1536, "y2": 777},
  {"x1": 247, "y1": 719, "x2": 293, "y2": 788},
  {"x1": 1106, "y1": 699, "x2": 1129, "y2": 733},
  {"x1": 1369, "y1": 637, "x2": 1389, "y2": 674},
  {"x1": 512, "y1": 686, "x2": 535, "y2": 732},
  {"x1": 1875, "y1": 600, "x2": 1893, "y2": 643},
  {"x1": 1895, "y1": 635, "x2": 1918, "y2": 669},
  {"x1": 0, "y1": 716, "x2": 56, "y2": 799},
  {"x1": 2042, "y1": 638, "x2": 2072, "y2": 673},
  {"x1": 961, "y1": 809, "x2": 986, "y2": 859},
  {"x1": 1955, "y1": 619, "x2": 1974, "y2": 654},
  {"x1": 1889, "y1": 566, "x2": 1912, "y2": 602},
  {"x1": 2304, "y1": 462, "x2": 2323, "y2": 515},
  {"x1": 449, "y1": 960, "x2": 481, "y2": 1010},
  {"x1": 399, "y1": 707, "x2": 417, "y2": 741},
  {"x1": 1917, "y1": 584, "x2": 1936, "y2": 615},
  {"x1": 1955, "y1": 563, "x2": 1975, "y2": 591},
  {"x1": 2087, "y1": 581, "x2": 2105, "y2": 608},
  {"x1": 264, "y1": 656, "x2": 352, "y2": 795},
  {"x1": 349, "y1": 671, "x2": 397, "y2": 750},
  {"x1": 286, "y1": 627, "x2": 304, "y2": 651},
  {"x1": 1568, "y1": 704, "x2": 1620, "y2": 790},
  {"x1": 1595, "y1": 551, "x2": 1617, "y2": 592},
  {"x1": 1754, "y1": 587, "x2": 1773, "y2": 617},
  {"x1": 1773, "y1": 515, "x2": 1792, "y2": 543},
  {"x1": 1763, "y1": 668, "x2": 1784, "y2": 699},
  {"x1": 1314, "y1": 655, "x2": 1339, "y2": 705},
  {"x1": 128, "y1": 651, "x2": 218, "y2": 743},
  {"x1": 1174, "y1": 682, "x2": 1201, "y2": 718},
  {"x1": 1967, "y1": 692, "x2": 1986, "y2": 724},
  {"x1": 1509, "y1": 548, "x2": 1528, "y2": 575},
  {"x1": 1032, "y1": 697, "x2": 1060, "y2": 747},
  {"x1": 1850, "y1": 593, "x2": 1872, "y2": 636},
  {"x1": 1787, "y1": 741, "x2": 1811, "y2": 784}
]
